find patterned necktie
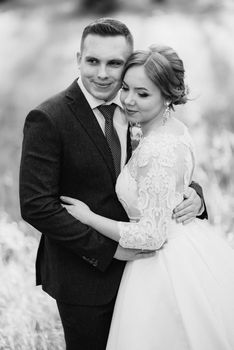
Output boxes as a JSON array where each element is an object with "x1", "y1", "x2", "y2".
[{"x1": 98, "y1": 103, "x2": 121, "y2": 177}]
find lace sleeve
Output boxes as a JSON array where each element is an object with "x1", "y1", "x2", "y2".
[{"x1": 118, "y1": 134, "x2": 179, "y2": 250}]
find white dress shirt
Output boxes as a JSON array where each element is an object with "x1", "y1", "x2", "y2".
[{"x1": 77, "y1": 79, "x2": 129, "y2": 169}]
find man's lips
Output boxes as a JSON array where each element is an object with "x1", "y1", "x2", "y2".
[{"x1": 93, "y1": 82, "x2": 112, "y2": 88}]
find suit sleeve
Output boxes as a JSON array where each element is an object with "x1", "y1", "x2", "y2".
[
  {"x1": 19, "y1": 109, "x2": 117, "y2": 272},
  {"x1": 189, "y1": 181, "x2": 208, "y2": 219}
]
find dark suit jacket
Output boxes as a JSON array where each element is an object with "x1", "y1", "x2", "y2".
[
  {"x1": 20, "y1": 79, "x2": 207, "y2": 306},
  {"x1": 20, "y1": 80, "x2": 132, "y2": 305}
]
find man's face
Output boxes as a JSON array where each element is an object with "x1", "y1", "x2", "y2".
[{"x1": 78, "y1": 34, "x2": 132, "y2": 101}]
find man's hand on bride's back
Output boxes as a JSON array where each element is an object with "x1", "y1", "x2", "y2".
[
  {"x1": 114, "y1": 245, "x2": 156, "y2": 261},
  {"x1": 172, "y1": 188, "x2": 203, "y2": 225}
]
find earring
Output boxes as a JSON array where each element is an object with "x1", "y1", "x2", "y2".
[{"x1": 162, "y1": 101, "x2": 171, "y2": 125}]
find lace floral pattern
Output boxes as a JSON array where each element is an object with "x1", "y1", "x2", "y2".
[{"x1": 118, "y1": 130, "x2": 195, "y2": 250}]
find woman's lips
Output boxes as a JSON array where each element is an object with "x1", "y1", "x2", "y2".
[{"x1": 125, "y1": 108, "x2": 138, "y2": 115}]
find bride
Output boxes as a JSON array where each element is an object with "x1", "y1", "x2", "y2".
[{"x1": 61, "y1": 45, "x2": 234, "y2": 349}]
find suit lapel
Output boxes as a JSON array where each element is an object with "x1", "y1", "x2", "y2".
[{"x1": 65, "y1": 80, "x2": 116, "y2": 183}]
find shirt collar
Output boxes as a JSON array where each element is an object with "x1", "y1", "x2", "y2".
[{"x1": 77, "y1": 78, "x2": 123, "y2": 110}]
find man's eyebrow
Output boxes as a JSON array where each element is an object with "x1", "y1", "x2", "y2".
[
  {"x1": 108, "y1": 59, "x2": 125, "y2": 63},
  {"x1": 85, "y1": 56, "x2": 99, "y2": 60}
]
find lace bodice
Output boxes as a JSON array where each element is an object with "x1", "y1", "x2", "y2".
[{"x1": 116, "y1": 125, "x2": 195, "y2": 250}]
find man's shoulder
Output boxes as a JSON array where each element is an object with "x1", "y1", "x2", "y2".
[
  {"x1": 25, "y1": 79, "x2": 87, "y2": 127},
  {"x1": 34, "y1": 79, "x2": 80, "y2": 114}
]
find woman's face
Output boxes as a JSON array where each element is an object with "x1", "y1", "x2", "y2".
[{"x1": 120, "y1": 65, "x2": 165, "y2": 131}]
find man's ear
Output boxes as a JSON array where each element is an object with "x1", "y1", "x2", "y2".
[{"x1": 76, "y1": 52, "x2": 81, "y2": 66}]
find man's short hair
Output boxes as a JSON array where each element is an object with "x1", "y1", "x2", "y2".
[{"x1": 80, "y1": 17, "x2": 134, "y2": 51}]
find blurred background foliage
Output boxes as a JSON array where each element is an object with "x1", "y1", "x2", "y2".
[{"x1": 0, "y1": 0, "x2": 234, "y2": 348}]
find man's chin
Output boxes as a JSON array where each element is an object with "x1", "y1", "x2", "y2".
[{"x1": 93, "y1": 91, "x2": 116, "y2": 102}]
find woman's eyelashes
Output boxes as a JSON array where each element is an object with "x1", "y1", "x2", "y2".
[
  {"x1": 121, "y1": 82, "x2": 150, "y2": 100},
  {"x1": 138, "y1": 92, "x2": 149, "y2": 98},
  {"x1": 121, "y1": 83, "x2": 129, "y2": 91},
  {"x1": 121, "y1": 86, "x2": 149, "y2": 98}
]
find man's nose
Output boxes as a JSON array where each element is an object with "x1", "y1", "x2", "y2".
[{"x1": 97, "y1": 65, "x2": 108, "y2": 79}]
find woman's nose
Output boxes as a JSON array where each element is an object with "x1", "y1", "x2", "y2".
[{"x1": 124, "y1": 93, "x2": 135, "y2": 105}]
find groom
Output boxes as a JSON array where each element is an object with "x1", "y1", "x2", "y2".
[{"x1": 20, "y1": 18, "x2": 207, "y2": 350}]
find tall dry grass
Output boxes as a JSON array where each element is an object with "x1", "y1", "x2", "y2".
[{"x1": 0, "y1": 214, "x2": 65, "y2": 349}]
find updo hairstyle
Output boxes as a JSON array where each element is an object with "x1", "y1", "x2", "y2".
[{"x1": 122, "y1": 45, "x2": 188, "y2": 109}]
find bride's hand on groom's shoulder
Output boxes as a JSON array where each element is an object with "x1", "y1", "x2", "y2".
[{"x1": 60, "y1": 196, "x2": 91, "y2": 225}]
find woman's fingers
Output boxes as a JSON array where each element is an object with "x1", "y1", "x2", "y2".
[
  {"x1": 61, "y1": 204, "x2": 72, "y2": 212},
  {"x1": 60, "y1": 196, "x2": 77, "y2": 204}
]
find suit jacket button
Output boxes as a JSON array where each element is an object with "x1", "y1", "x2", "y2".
[
  {"x1": 93, "y1": 259, "x2": 98, "y2": 267},
  {"x1": 82, "y1": 255, "x2": 89, "y2": 262}
]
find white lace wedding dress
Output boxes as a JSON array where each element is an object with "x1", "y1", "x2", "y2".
[{"x1": 106, "y1": 125, "x2": 234, "y2": 350}]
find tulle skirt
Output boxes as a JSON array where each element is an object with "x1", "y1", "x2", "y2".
[{"x1": 106, "y1": 220, "x2": 234, "y2": 350}]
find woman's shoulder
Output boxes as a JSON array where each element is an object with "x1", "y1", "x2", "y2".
[
  {"x1": 147, "y1": 118, "x2": 193, "y2": 146},
  {"x1": 164, "y1": 117, "x2": 188, "y2": 136},
  {"x1": 137, "y1": 118, "x2": 193, "y2": 166},
  {"x1": 142, "y1": 118, "x2": 186, "y2": 145}
]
